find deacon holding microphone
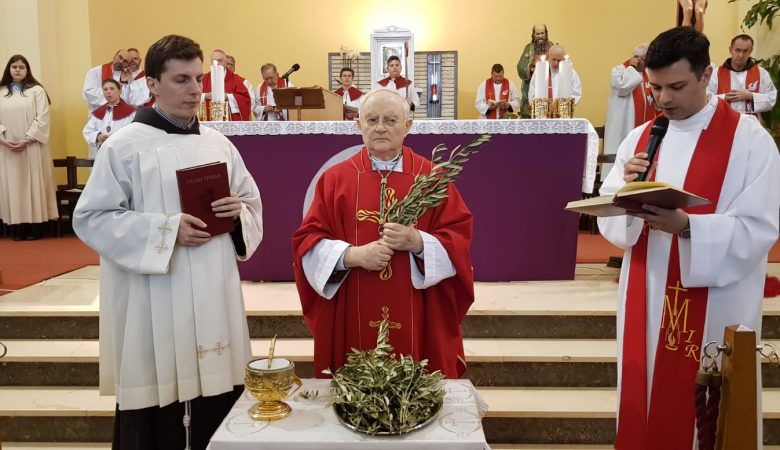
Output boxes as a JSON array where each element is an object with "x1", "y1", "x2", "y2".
[{"x1": 598, "y1": 27, "x2": 779, "y2": 450}]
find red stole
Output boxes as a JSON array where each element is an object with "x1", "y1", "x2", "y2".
[
  {"x1": 91, "y1": 99, "x2": 135, "y2": 120},
  {"x1": 378, "y1": 76, "x2": 410, "y2": 89},
  {"x1": 717, "y1": 65, "x2": 760, "y2": 95},
  {"x1": 259, "y1": 77, "x2": 287, "y2": 106},
  {"x1": 546, "y1": 68, "x2": 554, "y2": 99},
  {"x1": 101, "y1": 62, "x2": 114, "y2": 82},
  {"x1": 616, "y1": 99, "x2": 740, "y2": 450},
  {"x1": 335, "y1": 86, "x2": 363, "y2": 102},
  {"x1": 202, "y1": 70, "x2": 252, "y2": 120},
  {"x1": 292, "y1": 147, "x2": 474, "y2": 379},
  {"x1": 134, "y1": 70, "x2": 145, "y2": 81},
  {"x1": 484, "y1": 78, "x2": 510, "y2": 119},
  {"x1": 623, "y1": 60, "x2": 656, "y2": 126}
]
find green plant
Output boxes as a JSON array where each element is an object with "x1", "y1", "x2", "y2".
[
  {"x1": 324, "y1": 320, "x2": 445, "y2": 435},
  {"x1": 730, "y1": 0, "x2": 780, "y2": 29},
  {"x1": 730, "y1": 0, "x2": 780, "y2": 137}
]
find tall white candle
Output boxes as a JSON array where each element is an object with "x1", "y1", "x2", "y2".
[
  {"x1": 534, "y1": 56, "x2": 549, "y2": 100},
  {"x1": 558, "y1": 55, "x2": 573, "y2": 99},
  {"x1": 211, "y1": 60, "x2": 225, "y2": 102}
]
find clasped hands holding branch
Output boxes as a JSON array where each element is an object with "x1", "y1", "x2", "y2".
[
  {"x1": 344, "y1": 223, "x2": 423, "y2": 272},
  {"x1": 176, "y1": 193, "x2": 242, "y2": 247},
  {"x1": 623, "y1": 152, "x2": 688, "y2": 235}
]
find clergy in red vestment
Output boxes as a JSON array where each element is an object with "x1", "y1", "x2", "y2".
[
  {"x1": 292, "y1": 89, "x2": 474, "y2": 379},
  {"x1": 600, "y1": 27, "x2": 779, "y2": 449},
  {"x1": 201, "y1": 49, "x2": 252, "y2": 121}
]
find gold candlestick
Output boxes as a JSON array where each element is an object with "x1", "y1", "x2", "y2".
[
  {"x1": 555, "y1": 97, "x2": 575, "y2": 119},
  {"x1": 196, "y1": 101, "x2": 208, "y2": 121},
  {"x1": 209, "y1": 100, "x2": 228, "y2": 122},
  {"x1": 532, "y1": 98, "x2": 550, "y2": 119}
]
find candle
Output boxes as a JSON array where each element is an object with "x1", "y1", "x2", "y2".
[
  {"x1": 534, "y1": 55, "x2": 549, "y2": 100},
  {"x1": 558, "y1": 55, "x2": 573, "y2": 99},
  {"x1": 211, "y1": 60, "x2": 225, "y2": 102}
]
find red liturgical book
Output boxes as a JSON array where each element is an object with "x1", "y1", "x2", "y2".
[{"x1": 176, "y1": 161, "x2": 235, "y2": 236}]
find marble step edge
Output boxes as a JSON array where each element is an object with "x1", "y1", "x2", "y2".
[
  {"x1": 2, "y1": 386, "x2": 780, "y2": 419},
  {"x1": 3, "y1": 338, "x2": 779, "y2": 365},
  {"x1": 1, "y1": 446, "x2": 111, "y2": 450},
  {"x1": 3, "y1": 296, "x2": 780, "y2": 317}
]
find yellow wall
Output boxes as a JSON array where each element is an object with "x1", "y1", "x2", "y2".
[{"x1": 3, "y1": 0, "x2": 775, "y2": 158}]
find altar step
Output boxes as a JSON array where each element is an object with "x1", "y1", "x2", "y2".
[
  {"x1": 2, "y1": 264, "x2": 779, "y2": 341},
  {"x1": 1, "y1": 386, "x2": 780, "y2": 444},
  {"x1": 3, "y1": 338, "x2": 780, "y2": 388},
  {"x1": 1, "y1": 264, "x2": 779, "y2": 446}
]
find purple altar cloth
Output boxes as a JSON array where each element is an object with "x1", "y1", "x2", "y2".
[{"x1": 226, "y1": 132, "x2": 586, "y2": 282}]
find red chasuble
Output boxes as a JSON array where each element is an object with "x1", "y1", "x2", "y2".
[
  {"x1": 484, "y1": 78, "x2": 510, "y2": 119},
  {"x1": 292, "y1": 147, "x2": 474, "y2": 379},
  {"x1": 202, "y1": 70, "x2": 252, "y2": 121},
  {"x1": 616, "y1": 99, "x2": 740, "y2": 450},
  {"x1": 623, "y1": 60, "x2": 657, "y2": 127}
]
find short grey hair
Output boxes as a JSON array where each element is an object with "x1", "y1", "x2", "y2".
[
  {"x1": 633, "y1": 44, "x2": 649, "y2": 58},
  {"x1": 260, "y1": 63, "x2": 277, "y2": 74},
  {"x1": 359, "y1": 89, "x2": 411, "y2": 119}
]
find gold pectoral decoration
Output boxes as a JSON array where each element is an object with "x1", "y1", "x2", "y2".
[
  {"x1": 357, "y1": 187, "x2": 398, "y2": 280},
  {"x1": 369, "y1": 306, "x2": 401, "y2": 336}
]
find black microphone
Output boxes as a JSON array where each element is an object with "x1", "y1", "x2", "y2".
[
  {"x1": 636, "y1": 116, "x2": 669, "y2": 182},
  {"x1": 281, "y1": 64, "x2": 300, "y2": 79}
]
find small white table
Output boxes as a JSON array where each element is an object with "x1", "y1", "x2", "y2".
[{"x1": 207, "y1": 378, "x2": 490, "y2": 450}]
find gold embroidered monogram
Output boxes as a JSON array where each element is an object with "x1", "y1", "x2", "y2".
[
  {"x1": 369, "y1": 306, "x2": 401, "y2": 335},
  {"x1": 197, "y1": 341, "x2": 230, "y2": 359},
  {"x1": 661, "y1": 281, "x2": 699, "y2": 362},
  {"x1": 154, "y1": 215, "x2": 173, "y2": 254}
]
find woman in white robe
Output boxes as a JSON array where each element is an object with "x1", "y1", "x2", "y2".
[{"x1": 0, "y1": 54, "x2": 58, "y2": 240}]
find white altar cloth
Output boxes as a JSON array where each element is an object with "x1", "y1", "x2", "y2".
[
  {"x1": 204, "y1": 119, "x2": 599, "y2": 194},
  {"x1": 207, "y1": 378, "x2": 490, "y2": 450}
]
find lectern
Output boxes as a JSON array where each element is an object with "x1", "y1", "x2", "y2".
[{"x1": 272, "y1": 86, "x2": 343, "y2": 121}]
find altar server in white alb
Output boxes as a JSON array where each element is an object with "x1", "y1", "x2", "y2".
[
  {"x1": 82, "y1": 49, "x2": 150, "y2": 114},
  {"x1": 82, "y1": 79, "x2": 136, "y2": 159},
  {"x1": 475, "y1": 63, "x2": 522, "y2": 119},
  {"x1": 603, "y1": 44, "x2": 657, "y2": 178},
  {"x1": 373, "y1": 55, "x2": 420, "y2": 112},
  {"x1": 599, "y1": 27, "x2": 779, "y2": 450},
  {"x1": 527, "y1": 44, "x2": 582, "y2": 106},
  {"x1": 708, "y1": 34, "x2": 777, "y2": 116},
  {"x1": 73, "y1": 34, "x2": 263, "y2": 450}
]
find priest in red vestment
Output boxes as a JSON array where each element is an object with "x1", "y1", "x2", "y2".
[
  {"x1": 292, "y1": 89, "x2": 474, "y2": 379},
  {"x1": 201, "y1": 49, "x2": 251, "y2": 121}
]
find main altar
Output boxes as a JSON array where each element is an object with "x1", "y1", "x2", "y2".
[{"x1": 203, "y1": 119, "x2": 598, "y2": 282}]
